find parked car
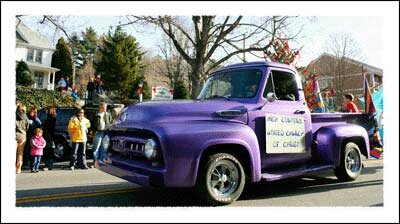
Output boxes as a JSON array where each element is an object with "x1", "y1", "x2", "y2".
[
  {"x1": 98, "y1": 61, "x2": 376, "y2": 205},
  {"x1": 37, "y1": 103, "x2": 124, "y2": 161}
]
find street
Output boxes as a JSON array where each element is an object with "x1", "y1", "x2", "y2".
[{"x1": 15, "y1": 158, "x2": 383, "y2": 207}]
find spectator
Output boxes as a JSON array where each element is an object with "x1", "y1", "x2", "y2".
[
  {"x1": 16, "y1": 104, "x2": 29, "y2": 174},
  {"x1": 71, "y1": 88, "x2": 80, "y2": 100},
  {"x1": 16, "y1": 100, "x2": 20, "y2": 110},
  {"x1": 23, "y1": 107, "x2": 42, "y2": 169},
  {"x1": 68, "y1": 109, "x2": 91, "y2": 170},
  {"x1": 342, "y1": 93, "x2": 359, "y2": 113},
  {"x1": 92, "y1": 102, "x2": 112, "y2": 168},
  {"x1": 87, "y1": 78, "x2": 95, "y2": 100},
  {"x1": 57, "y1": 77, "x2": 67, "y2": 92},
  {"x1": 42, "y1": 106, "x2": 57, "y2": 170},
  {"x1": 98, "y1": 80, "x2": 104, "y2": 95},
  {"x1": 94, "y1": 75, "x2": 102, "y2": 94},
  {"x1": 30, "y1": 128, "x2": 46, "y2": 173}
]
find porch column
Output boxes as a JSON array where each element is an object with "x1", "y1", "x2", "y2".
[
  {"x1": 52, "y1": 70, "x2": 56, "y2": 90},
  {"x1": 48, "y1": 71, "x2": 51, "y2": 90}
]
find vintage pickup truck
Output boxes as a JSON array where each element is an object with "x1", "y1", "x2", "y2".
[{"x1": 99, "y1": 61, "x2": 375, "y2": 205}]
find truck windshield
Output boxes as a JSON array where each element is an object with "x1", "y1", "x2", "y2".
[{"x1": 198, "y1": 69, "x2": 263, "y2": 99}]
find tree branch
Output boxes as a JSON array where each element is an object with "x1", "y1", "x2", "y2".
[{"x1": 205, "y1": 16, "x2": 242, "y2": 61}]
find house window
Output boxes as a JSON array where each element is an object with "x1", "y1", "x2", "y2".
[
  {"x1": 35, "y1": 49, "x2": 43, "y2": 63},
  {"x1": 34, "y1": 71, "x2": 44, "y2": 89},
  {"x1": 27, "y1": 49, "x2": 34, "y2": 61},
  {"x1": 374, "y1": 74, "x2": 382, "y2": 85}
]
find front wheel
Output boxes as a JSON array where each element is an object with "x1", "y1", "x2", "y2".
[
  {"x1": 196, "y1": 153, "x2": 245, "y2": 206},
  {"x1": 334, "y1": 142, "x2": 363, "y2": 181}
]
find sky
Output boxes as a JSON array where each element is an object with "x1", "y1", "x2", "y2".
[{"x1": 19, "y1": 16, "x2": 383, "y2": 69}]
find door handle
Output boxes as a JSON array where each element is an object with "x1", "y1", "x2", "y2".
[{"x1": 294, "y1": 110, "x2": 305, "y2": 114}]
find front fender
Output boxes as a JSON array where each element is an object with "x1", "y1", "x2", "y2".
[
  {"x1": 156, "y1": 121, "x2": 261, "y2": 187},
  {"x1": 196, "y1": 125, "x2": 261, "y2": 183},
  {"x1": 313, "y1": 124, "x2": 370, "y2": 167}
]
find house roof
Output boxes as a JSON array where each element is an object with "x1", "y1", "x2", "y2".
[
  {"x1": 25, "y1": 61, "x2": 60, "y2": 72},
  {"x1": 16, "y1": 18, "x2": 54, "y2": 50},
  {"x1": 309, "y1": 53, "x2": 383, "y2": 75}
]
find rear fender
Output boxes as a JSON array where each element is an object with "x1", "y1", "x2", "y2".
[{"x1": 313, "y1": 124, "x2": 370, "y2": 166}]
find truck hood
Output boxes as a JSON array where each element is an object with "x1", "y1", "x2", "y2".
[{"x1": 119, "y1": 99, "x2": 249, "y2": 125}]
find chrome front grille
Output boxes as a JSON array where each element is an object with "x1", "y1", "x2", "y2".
[{"x1": 110, "y1": 137, "x2": 146, "y2": 159}]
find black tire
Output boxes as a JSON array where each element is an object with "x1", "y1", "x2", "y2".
[
  {"x1": 196, "y1": 153, "x2": 245, "y2": 206},
  {"x1": 334, "y1": 142, "x2": 363, "y2": 181},
  {"x1": 53, "y1": 138, "x2": 70, "y2": 161}
]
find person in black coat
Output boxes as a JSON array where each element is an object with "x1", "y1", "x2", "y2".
[
  {"x1": 23, "y1": 107, "x2": 42, "y2": 169},
  {"x1": 42, "y1": 106, "x2": 57, "y2": 170},
  {"x1": 87, "y1": 78, "x2": 95, "y2": 100}
]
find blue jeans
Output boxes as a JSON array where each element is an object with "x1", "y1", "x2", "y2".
[
  {"x1": 93, "y1": 131, "x2": 106, "y2": 162},
  {"x1": 31, "y1": 156, "x2": 41, "y2": 171}
]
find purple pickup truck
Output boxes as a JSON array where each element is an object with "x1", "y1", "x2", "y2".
[{"x1": 99, "y1": 61, "x2": 375, "y2": 205}]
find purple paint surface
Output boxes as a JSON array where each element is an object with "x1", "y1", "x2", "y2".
[{"x1": 100, "y1": 61, "x2": 373, "y2": 187}]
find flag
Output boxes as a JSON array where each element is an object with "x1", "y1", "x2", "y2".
[
  {"x1": 363, "y1": 72, "x2": 383, "y2": 158},
  {"x1": 369, "y1": 131, "x2": 383, "y2": 159},
  {"x1": 313, "y1": 78, "x2": 325, "y2": 113},
  {"x1": 363, "y1": 73, "x2": 376, "y2": 114}
]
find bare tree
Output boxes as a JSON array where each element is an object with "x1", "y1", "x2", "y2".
[
  {"x1": 37, "y1": 16, "x2": 83, "y2": 87},
  {"x1": 157, "y1": 34, "x2": 190, "y2": 89},
  {"x1": 121, "y1": 16, "x2": 302, "y2": 97},
  {"x1": 319, "y1": 33, "x2": 364, "y2": 103}
]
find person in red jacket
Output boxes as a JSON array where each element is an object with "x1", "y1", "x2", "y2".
[{"x1": 343, "y1": 93, "x2": 359, "y2": 113}]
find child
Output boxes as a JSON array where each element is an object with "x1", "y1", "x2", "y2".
[
  {"x1": 343, "y1": 93, "x2": 359, "y2": 113},
  {"x1": 30, "y1": 128, "x2": 46, "y2": 173}
]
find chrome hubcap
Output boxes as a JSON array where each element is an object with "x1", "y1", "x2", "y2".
[
  {"x1": 208, "y1": 160, "x2": 239, "y2": 196},
  {"x1": 346, "y1": 149, "x2": 360, "y2": 173},
  {"x1": 54, "y1": 144, "x2": 64, "y2": 158}
]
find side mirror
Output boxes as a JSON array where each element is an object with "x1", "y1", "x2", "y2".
[{"x1": 266, "y1": 92, "x2": 277, "y2": 102}]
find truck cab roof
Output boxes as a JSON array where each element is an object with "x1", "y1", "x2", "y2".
[{"x1": 212, "y1": 61, "x2": 297, "y2": 74}]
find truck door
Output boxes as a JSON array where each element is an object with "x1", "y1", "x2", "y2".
[{"x1": 255, "y1": 67, "x2": 313, "y2": 171}]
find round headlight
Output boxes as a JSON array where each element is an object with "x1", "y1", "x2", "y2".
[
  {"x1": 144, "y1": 139, "x2": 157, "y2": 160},
  {"x1": 102, "y1": 135, "x2": 110, "y2": 151}
]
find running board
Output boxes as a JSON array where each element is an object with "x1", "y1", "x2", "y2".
[{"x1": 261, "y1": 165, "x2": 334, "y2": 181}]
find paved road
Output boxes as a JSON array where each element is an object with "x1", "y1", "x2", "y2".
[{"x1": 16, "y1": 159, "x2": 383, "y2": 207}]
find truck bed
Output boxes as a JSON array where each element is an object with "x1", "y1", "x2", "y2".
[{"x1": 311, "y1": 112, "x2": 374, "y2": 134}]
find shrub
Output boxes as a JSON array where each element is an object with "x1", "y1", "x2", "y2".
[
  {"x1": 173, "y1": 80, "x2": 189, "y2": 99},
  {"x1": 16, "y1": 86, "x2": 77, "y2": 111},
  {"x1": 16, "y1": 60, "x2": 34, "y2": 86}
]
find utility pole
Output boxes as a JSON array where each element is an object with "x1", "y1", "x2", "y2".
[
  {"x1": 242, "y1": 33, "x2": 246, "y2": 62},
  {"x1": 72, "y1": 55, "x2": 76, "y2": 89}
]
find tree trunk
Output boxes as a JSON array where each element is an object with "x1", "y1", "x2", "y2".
[{"x1": 190, "y1": 62, "x2": 204, "y2": 98}]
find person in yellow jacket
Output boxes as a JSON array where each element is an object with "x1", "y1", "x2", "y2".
[{"x1": 68, "y1": 109, "x2": 91, "y2": 170}]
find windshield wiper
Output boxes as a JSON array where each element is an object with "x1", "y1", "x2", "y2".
[{"x1": 209, "y1": 95, "x2": 231, "y2": 100}]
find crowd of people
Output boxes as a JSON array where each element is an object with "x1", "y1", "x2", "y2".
[
  {"x1": 87, "y1": 75, "x2": 105, "y2": 100},
  {"x1": 56, "y1": 75, "x2": 105, "y2": 103},
  {"x1": 15, "y1": 101, "x2": 113, "y2": 174},
  {"x1": 16, "y1": 103, "x2": 57, "y2": 174}
]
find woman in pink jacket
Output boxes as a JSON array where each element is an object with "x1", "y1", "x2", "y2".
[{"x1": 30, "y1": 128, "x2": 46, "y2": 173}]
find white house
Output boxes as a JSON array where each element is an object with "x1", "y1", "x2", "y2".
[{"x1": 16, "y1": 18, "x2": 59, "y2": 90}]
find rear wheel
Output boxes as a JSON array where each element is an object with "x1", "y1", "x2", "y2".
[
  {"x1": 196, "y1": 153, "x2": 245, "y2": 206},
  {"x1": 334, "y1": 142, "x2": 362, "y2": 181}
]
